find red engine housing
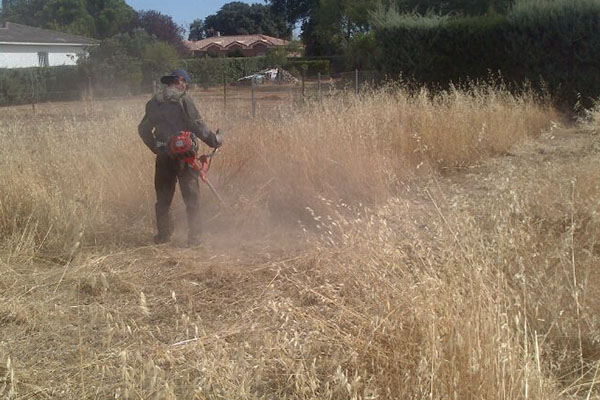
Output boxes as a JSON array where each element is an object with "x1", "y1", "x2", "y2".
[
  {"x1": 168, "y1": 131, "x2": 198, "y2": 160},
  {"x1": 168, "y1": 131, "x2": 210, "y2": 182}
]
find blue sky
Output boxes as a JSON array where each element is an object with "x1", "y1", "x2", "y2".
[{"x1": 126, "y1": 0, "x2": 256, "y2": 32}]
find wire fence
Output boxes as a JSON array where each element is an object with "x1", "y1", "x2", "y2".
[{"x1": 0, "y1": 69, "x2": 385, "y2": 114}]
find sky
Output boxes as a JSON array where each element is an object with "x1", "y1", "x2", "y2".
[{"x1": 126, "y1": 0, "x2": 256, "y2": 32}]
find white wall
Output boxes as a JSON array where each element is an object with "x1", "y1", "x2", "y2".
[{"x1": 0, "y1": 44, "x2": 85, "y2": 68}]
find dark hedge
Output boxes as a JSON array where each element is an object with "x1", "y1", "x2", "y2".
[
  {"x1": 373, "y1": 0, "x2": 600, "y2": 108},
  {"x1": 0, "y1": 66, "x2": 85, "y2": 106}
]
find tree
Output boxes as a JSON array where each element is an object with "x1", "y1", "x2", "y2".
[
  {"x1": 1, "y1": 0, "x2": 9, "y2": 19},
  {"x1": 40, "y1": 0, "x2": 96, "y2": 37},
  {"x1": 269, "y1": 0, "x2": 317, "y2": 27},
  {"x1": 79, "y1": 29, "x2": 148, "y2": 88},
  {"x1": 265, "y1": 40, "x2": 302, "y2": 66},
  {"x1": 188, "y1": 18, "x2": 204, "y2": 40},
  {"x1": 79, "y1": 29, "x2": 179, "y2": 88},
  {"x1": 201, "y1": 2, "x2": 291, "y2": 38},
  {"x1": 2, "y1": 0, "x2": 50, "y2": 27},
  {"x1": 270, "y1": 0, "x2": 512, "y2": 56},
  {"x1": 269, "y1": 0, "x2": 372, "y2": 55},
  {"x1": 345, "y1": 31, "x2": 379, "y2": 69},
  {"x1": 1, "y1": 0, "x2": 137, "y2": 39},
  {"x1": 86, "y1": 0, "x2": 138, "y2": 38},
  {"x1": 137, "y1": 10, "x2": 184, "y2": 52},
  {"x1": 298, "y1": 0, "x2": 372, "y2": 56},
  {"x1": 141, "y1": 41, "x2": 179, "y2": 82}
]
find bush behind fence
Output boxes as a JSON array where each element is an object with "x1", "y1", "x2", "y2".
[
  {"x1": 0, "y1": 56, "x2": 341, "y2": 107},
  {"x1": 0, "y1": 66, "x2": 383, "y2": 110},
  {"x1": 0, "y1": 66, "x2": 85, "y2": 106}
]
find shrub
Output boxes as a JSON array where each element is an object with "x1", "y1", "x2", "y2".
[
  {"x1": 285, "y1": 59, "x2": 330, "y2": 76},
  {"x1": 345, "y1": 32, "x2": 380, "y2": 71},
  {"x1": 184, "y1": 57, "x2": 272, "y2": 87},
  {"x1": 0, "y1": 66, "x2": 84, "y2": 106},
  {"x1": 141, "y1": 41, "x2": 180, "y2": 85},
  {"x1": 505, "y1": 0, "x2": 600, "y2": 107},
  {"x1": 78, "y1": 29, "x2": 180, "y2": 94},
  {"x1": 372, "y1": 0, "x2": 600, "y2": 107}
]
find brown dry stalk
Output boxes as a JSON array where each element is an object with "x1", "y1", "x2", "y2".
[{"x1": 3, "y1": 84, "x2": 600, "y2": 399}]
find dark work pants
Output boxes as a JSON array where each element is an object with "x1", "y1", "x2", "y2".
[{"x1": 154, "y1": 154, "x2": 201, "y2": 240}]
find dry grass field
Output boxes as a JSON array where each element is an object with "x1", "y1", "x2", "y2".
[{"x1": 1, "y1": 83, "x2": 600, "y2": 399}]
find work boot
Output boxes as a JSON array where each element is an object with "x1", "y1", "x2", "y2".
[
  {"x1": 186, "y1": 211, "x2": 202, "y2": 248},
  {"x1": 187, "y1": 234, "x2": 202, "y2": 248},
  {"x1": 155, "y1": 204, "x2": 174, "y2": 245},
  {"x1": 153, "y1": 233, "x2": 171, "y2": 244},
  {"x1": 188, "y1": 236, "x2": 202, "y2": 247}
]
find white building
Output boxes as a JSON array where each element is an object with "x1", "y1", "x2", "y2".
[{"x1": 0, "y1": 22, "x2": 98, "y2": 69}]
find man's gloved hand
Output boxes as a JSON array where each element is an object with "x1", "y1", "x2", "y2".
[
  {"x1": 213, "y1": 129, "x2": 224, "y2": 148},
  {"x1": 154, "y1": 141, "x2": 169, "y2": 155}
]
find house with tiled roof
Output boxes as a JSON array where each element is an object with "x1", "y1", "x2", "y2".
[
  {"x1": 0, "y1": 22, "x2": 98, "y2": 69},
  {"x1": 184, "y1": 34, "x2": 289, "y2": 58}
]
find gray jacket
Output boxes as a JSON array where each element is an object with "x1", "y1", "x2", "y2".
[{"x1": 138, "y1": 89, "x2": 220, "y2": 153}]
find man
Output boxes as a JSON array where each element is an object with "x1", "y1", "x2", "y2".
[{"x1": 138, "y1": 69, "x2": 222, "y2": 246}]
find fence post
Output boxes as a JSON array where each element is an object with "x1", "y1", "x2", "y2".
[
  {"x1": 223, "y1": 67, "x2": 227, "y2": 112},
  {"x1": 355, "y1": 69, "x2": 359, "y2": 95},
  {"x1": 31, "y1": 89, "x2": 36, "y2": 113},
  {"x1": 29, "y1": 69, "x2": 36, "y2": 113},
  {"x1": 88, "y1": 76, "x2": 94, "y2": 104},
  {"x1": 301, "y1": 69, "x2": 305, "y2": 99},
  {"x1": 251, "y1": 77, "x2": 256, "y2": 118},
  {"x1": 318, "y1": 72, "x2": 322, "y2": 99}
]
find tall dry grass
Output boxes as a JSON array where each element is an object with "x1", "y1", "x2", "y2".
[
  {"x1": 4, "y1": 84, "x2": 599, "y2": 399},
  {"x1": 0, "y1": 83, "x2": 554, "y2": 254}
]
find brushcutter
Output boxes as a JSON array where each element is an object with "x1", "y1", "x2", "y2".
[
  {"x1": 197, "y1": 148, "x2": 226, "y2": 205},
  {"x1": 168, "y1": 131, "x2": 226, "y2": 205}
]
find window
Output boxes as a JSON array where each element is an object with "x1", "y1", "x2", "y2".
[{"x1": 38, "y1": 52, "x2": 49, "y2": 67}]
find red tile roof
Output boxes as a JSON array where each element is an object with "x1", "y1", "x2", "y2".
[{"x1": 184, "y1": 34, "x2": 289, "y2": 52}]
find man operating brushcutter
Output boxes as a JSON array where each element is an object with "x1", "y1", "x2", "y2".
[{"x1": 138, "y1": 69, "x2": 223, "y2": 246}]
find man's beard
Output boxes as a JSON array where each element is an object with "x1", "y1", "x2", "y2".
[{"x1": 163, "y1": 85, "x2": 185, "y2": 101}]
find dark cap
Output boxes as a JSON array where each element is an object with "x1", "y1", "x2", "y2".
[{"x1": 160, "y1": 69, "x2": 192, "y2": 85}]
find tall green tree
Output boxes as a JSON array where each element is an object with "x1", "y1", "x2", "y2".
[
  {"x1": 79, "y1": 28, "x2": 179, "y2": 88},
  {"x1": 1, "y1": 0, "x2": 9, "y2": 19},
  {"x1": 269, "y1": 0, "x2": 317, "y2": 27},
  {"x1": 85, "y1": 0, "x2": 137, "y2": 38},
  {"x1": 1, "y1": 0, "x2": 47, "y2": 27},
  {"x1": 188, "y1": 18, "x2": 204, "y2": 40},
  {"x1": 1, "y1": 0, "x2": 136, "y2": 39},
  {"x1": 299, "y1": 0, "x2": 374, "y2": 55},
  {"x1": 137, "y1": 10, "x2": 184, "y2": 51},
  {"x1": 40, "y1": 0, "x2": 96, "y2": 36},
  {"x1": 201, "y1": 2, "x2": 291, "y2": 38}
]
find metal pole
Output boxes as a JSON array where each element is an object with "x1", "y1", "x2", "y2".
[
  {"x1": 88, "y1": 76, "x2": 94, "y2": 103},
  {"x1": 30, "y1": 69, "x2": 36, "y2": 113},
  {"x1": 355, "y1": 69, "x2": 359, "y2": 95},
  {"x1": 251, "y1": 77, "x2": 256, "y2": 118},
  {"x1": 318, "y1": 72, "x2": 321, "y2": 99},
  {"x1": 223, "y1": 67, "x2": 227, "y2": 112},
  {"x1": 301, "y1": 69, "x2": 305, "y2": 99}
]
